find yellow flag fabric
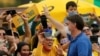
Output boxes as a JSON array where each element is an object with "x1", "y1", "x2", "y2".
[
  {"x1": 18, "y1": 0, "x2": 100, "y2": 23},
  {"x1": 84, "y1": 0, "x2": 100, "y2": 7},
  {"x1": 32, "y1": 38, "x2": 66, "y2": 56},
  {"x1": 84, "y1": 0, "x2": 94, "y2": 4},
  {"x1": 13, "y1": 4, "x2": 39, "y2": 28}
]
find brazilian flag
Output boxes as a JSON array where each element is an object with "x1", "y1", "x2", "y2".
[
  {"x1": 12, "y1": 4, "x2": 39, "y2": 36},
  {"x1": 17, "y1": 17, "x2": 34, "y2": 35},
  {"x1": 84, "y1": 0, "x2": 100, "y2": 7},
  {"x1": 94, "y1": 0, "x2": 100, "y2": 7}
]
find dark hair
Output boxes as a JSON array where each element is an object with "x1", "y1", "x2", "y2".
[
  {"x1": 56, "y1": 32, "x2": 61, "y2": 43},
  {"x1": 0, "y1": 27, "x2": 5, "y2": 31},
  {"x1": 15, "y1": 42, "x2": 30, "y2": 56},
  {"x1": 0, "y1": 51, "x2": 9, "y2": 56},
  {"x1": 12, "y1": 23, "x2": 16, "y2": 28},
  {"x1": 66, "y1": 1, "x2": 77, "y2": 10},
  {"x1": 91, "y1": 24, "x2": 99, "y2": 28},
  {"x1": 91, "y1": 27, "x2": 100, "y2": 35},
  {"x1": 67, "y1": 15, "x2": 84, "y2": 30},
  {"x1": 32, "y1": 35, "x2": 38, "y2": 50},
  {"x1": 13, "y1": 32, "x2": 19, "y2": 38},
  {"x1": 84, "y1": 24, "x2": 91, "y2": 29}
]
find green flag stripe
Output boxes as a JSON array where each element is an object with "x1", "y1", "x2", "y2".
[
  {"x1": 17, "y1": 17, "x2": 35, "y2": 35},
  {"x1": 94, "y1": 0, "x2": 100, "y2": 7}
]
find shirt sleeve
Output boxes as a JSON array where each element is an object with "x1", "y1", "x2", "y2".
[
  {"x1": 77, "y1": 41, "x2": 89, "y2": 56},
  {"x1": 32, "y1": 42, "x2": 43, "y2": 56},
  {"x1": 17, "y1": 25, "x2": 24, "y2": 35},
  {"x1": 31, "y1": 21, "x2": 40, "y2": 36}
]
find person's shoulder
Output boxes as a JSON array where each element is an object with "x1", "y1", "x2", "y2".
[
  {"x1": 77, "y1": 37, "x2": 91, "y2": 46},
  {"x1": 32, "y1": 48, "x2": 36, "y2": 54},
  {"x1": 77, "y1": 32, "x2": 90, "y2": 42},
  {"x1": 79, "y1": 32, "x2": 89, "y2": 39}
]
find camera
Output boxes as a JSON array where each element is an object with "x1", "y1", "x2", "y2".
[
  {"x1": 90, "y1": 35, "x2": 100, "y2": 45},
  {"x1": 6, "y1": 10, "x2": 16, "y2": 16},
  {"x1": 90, "y1": 35, "x2": 98, "y2": 43}
]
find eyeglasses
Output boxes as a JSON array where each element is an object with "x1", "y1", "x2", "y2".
[{"x1": 0, "y1": 33, "x2": 6, "y2": 36}]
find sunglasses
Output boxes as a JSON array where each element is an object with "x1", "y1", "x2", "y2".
[
  {"x1": 83, "y1": 29, "x2": 90, "y2": 32},
  {"x1": 0, "y1": 33, "x2": 6, "y2": 36}
]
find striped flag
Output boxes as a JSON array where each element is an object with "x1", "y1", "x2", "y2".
[{"x1": 84, "y1": 0, "x2": 100, "y2": 7}]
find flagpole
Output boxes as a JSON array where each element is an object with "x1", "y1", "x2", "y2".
[{"x1": 77, "y1": 0, "x2": 78, "y2": 5}]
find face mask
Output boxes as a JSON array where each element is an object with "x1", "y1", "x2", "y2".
[
  {"x1": 60, "y1": 38, "x2": 69, "y2": 45},
  {"x1": 68, "y1": 11, "x2": 78, "y2": 17},
  {"x1": 65, "y1": 26, "x2": 71, "y2": 35}
]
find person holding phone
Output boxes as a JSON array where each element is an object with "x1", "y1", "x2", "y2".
[
  {"x1": 0, "y1": 27, "x2": 16, "y2": 56},
  {"x1": 32, "y1": 30, "x2": 66, "y2": 56},
  {"x1": 43, "y1": 6, "x2": 92, "y2": 56},
  {"x1": 31, "y1": 14, "x2": 66, "y2": 56}
]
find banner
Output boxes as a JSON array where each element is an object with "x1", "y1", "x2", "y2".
[{"x1": 12, "y1": 4, "x2": 39, "y2": 28}]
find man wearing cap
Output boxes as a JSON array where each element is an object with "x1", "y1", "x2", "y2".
[{"x1": 32, "y1": 29, "x2": 66, "y2": 56}]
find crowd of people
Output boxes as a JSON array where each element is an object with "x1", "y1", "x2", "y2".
[{"x1": 0, "y1": 1, "x2": 100, "y2": 56}]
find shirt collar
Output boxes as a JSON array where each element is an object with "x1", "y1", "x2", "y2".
[{"x1": 71, "y1": 32, "x2": 83, "y2": 42}]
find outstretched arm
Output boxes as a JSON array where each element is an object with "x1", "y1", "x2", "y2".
[
  {"x1": 43, "y1": 6, "x2": 67, "y2": 38},
  {"x1": 21, "y1": 14, "x2": 31, "y2": 44}
]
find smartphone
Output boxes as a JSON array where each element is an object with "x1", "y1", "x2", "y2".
[
  {"x1": 40, "y1": 15, "x2": 48, "y2": 29},
  {"x1": 13, "y1": 32, "x2": 19, "y2": 38},
  {"x1": 90, "y1": 36, "x2": 98, "y2": 43},
  {"x1": 6, "y1": 10, "x2": 16, "y2": 16},
  {"x1": 5, "y1": 29, "x2": 13, "y2": 36}
]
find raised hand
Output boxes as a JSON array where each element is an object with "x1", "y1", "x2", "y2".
[
  {"x1": 37, "y1": 32, "x2": 45, "y2": 43},
  {"x1": 56, "y1": 44, "x2": 64, "y2": 56},
  {"x1": 6, "y1": 14, "x2": 12, "y2": 23},
  {"x1": 43, "y1": 6, "x2": 50, "y2": 17},
  {"x1": 20, "y1": 14, "x2": 28, "y2": 21},
  {"x1": 2, "y1": 46, "x2": 8, "y2": 53},
  {"x1": 0, "y1": 11, "x2": 7, "y2": 19},
  {"x1": 92, "y1": 43, "x2": 100, "y2": 53},
  {"x1": 34, "y1": 15, "x2": 41, "y2": 22}
]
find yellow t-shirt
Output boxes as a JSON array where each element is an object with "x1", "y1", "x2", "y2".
[
  {"x1": 32, "y1": 43, "x2": 57, "y2": 56},
  {"x1": 32, "y1": 38, "x2": 66, "y2": 56},
  {"x1": 92, "y1": 51, "x2": 98, "y2": 56}
]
